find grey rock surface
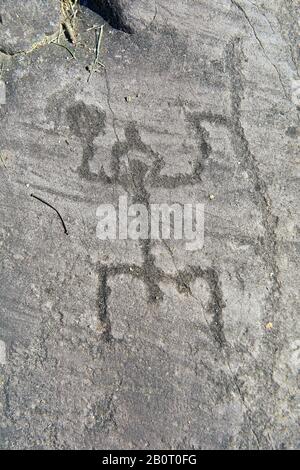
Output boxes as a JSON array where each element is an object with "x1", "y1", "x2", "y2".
[
  {"x1": 0, "y1": 0, "x2": 299, "y2": 449},
  {"x1": 0, "y1": 0, "x2": 61, "y2": 54}
]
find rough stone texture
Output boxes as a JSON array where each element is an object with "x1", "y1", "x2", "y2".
[
  {"x1": 0, "y1": 0, "x2": 299, "y2": 450},
  {"x1": 0, "y1": 0, "x2": 61, "y2": 54}
]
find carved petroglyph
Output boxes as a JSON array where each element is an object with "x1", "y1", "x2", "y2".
[{"x1": 66, "y1": 38, "x2": 278, "y2": 348}]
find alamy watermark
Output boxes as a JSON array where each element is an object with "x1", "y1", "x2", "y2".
[
  {"x1": 0, "y1": 80, "x2": 6, "y2": 105},
  {"x1": 0, "y1": 339, "x2": 6, "y2": 366},
  {"x1": 96, "y1": 196, "x2": 205, "y2": 251},
  {"x1": 292, "y1": 80, "x2": 300, "y2": 107}
]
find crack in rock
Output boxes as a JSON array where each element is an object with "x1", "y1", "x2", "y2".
[
  {"x1": 80, "y1": 0, "x2": 134, "y2": 34},
  {"x1": 231, "y1": 0, "x2": 289, "y2": 99}
]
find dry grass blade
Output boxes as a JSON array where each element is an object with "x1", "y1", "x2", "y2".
[
  {"x1": 87, "y1": 25, "x2": 106, "y2": 82},
  {"x1": 51, "y1": 41, "x2": 77, "y2": 59},
  {"x1": 61, "y1": 0, "x2": 79, "y2": 44}
]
